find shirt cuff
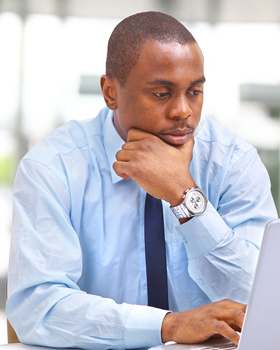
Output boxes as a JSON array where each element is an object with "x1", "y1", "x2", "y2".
[
  {"x1": 176, "y1": 201, "x2": 230, "y2": 259},
  {"x1": 124, "y1": 304, "x2": 170, "y2": 349}
]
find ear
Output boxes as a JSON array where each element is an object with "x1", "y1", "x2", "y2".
[{"x1": 100, "y1": 75, "x2": 118, "y2": 110}]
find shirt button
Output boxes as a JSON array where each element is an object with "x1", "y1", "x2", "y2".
[
  {"x1": 198, "y1": 278, "x2": 204, "y2": 285},
  {"x1": 183, "y1": 238, "x2": 187, "y2": 244}
]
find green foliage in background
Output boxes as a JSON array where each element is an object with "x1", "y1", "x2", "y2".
[
  {"x1": 0, "y1": 155, "x2": 16, "y2": 185},
  {"x1": 258, "y1": 148, "x2": 280, "y2": 215}
]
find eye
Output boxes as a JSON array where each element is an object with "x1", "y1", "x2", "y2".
[
  {"x1": 189, "y1": 90, "x2": 203, "y2": 96},
  {"x1": 153, "y1": 92, "x2": 170, "y2": 98}
]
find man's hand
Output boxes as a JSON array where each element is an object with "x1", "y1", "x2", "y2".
[
  {"x1": 161, "y1": 299, "x2": 246, "y2": 346},
  {"x1": 113, "y1": 128, "x2": 196, "y2": 206}
]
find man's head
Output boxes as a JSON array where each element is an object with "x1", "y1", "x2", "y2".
[
  {"x1": 106, "y1": 11, "x2": 197, "y2": 87},
  {"x1": 101, "y1": 11, "x2": 205, "y2": 147}
]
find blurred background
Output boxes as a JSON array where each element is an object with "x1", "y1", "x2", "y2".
[{"x1": 0, "y1": 0, "x2": 280, "y2": 343}]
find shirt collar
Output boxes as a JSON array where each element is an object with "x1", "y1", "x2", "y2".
[{"x1": 104, "y1": 109, "x2": 125, "y2": 184}]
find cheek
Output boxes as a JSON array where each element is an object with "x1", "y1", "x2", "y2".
[
  {"x1": 118, "y1": 95, "x2": 144, "y2": 123},
  {"x1": 135, "y1": 108, "x2": 163, "y2": 133},
  {"x1": 191, "y1": 99, "x2": 203, "y2": 118},
  {"x1": 118, "y1": 93, "x2": 166, "y2": 132},
  {"x1": 127, "y1": 103, "x2": 155, "y2": 128}
]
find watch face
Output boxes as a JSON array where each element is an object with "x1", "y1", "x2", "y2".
[{"x1": 184, "y1": 189, "x2": 207, "y2": 215}]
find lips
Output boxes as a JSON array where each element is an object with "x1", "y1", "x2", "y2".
[
  {"x1": 164, "y1": 128, "x2": 193, "y2": 136},
  {"x1": 159, "y1": 133, "x2": 192, "y2": 146},
  {"x1": 158, "y1": 128, "x2": 194, "y2": 146}
]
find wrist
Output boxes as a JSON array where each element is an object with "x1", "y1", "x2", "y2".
[
  {"x1": 161, "y1": 312, "x2": 177, "y2": 343},
  {"x1": 168, "y1": 180, "x2": 197, "y2": 207}
]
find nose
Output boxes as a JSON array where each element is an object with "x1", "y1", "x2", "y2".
[{"x1": 168, "y1": 94, "x2": 192, "y2": 119}]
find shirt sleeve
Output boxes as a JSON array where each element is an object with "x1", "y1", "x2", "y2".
[
  {"x1": 6, "y1": 159, "x2": 168, "y2": 350},
  {"x1": 176, "y1": 148, "x2": 278, "y2": 303}
]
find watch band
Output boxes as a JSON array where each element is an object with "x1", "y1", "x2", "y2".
[{"x1": 170, "y1": 202, "x2": 192, "y2": 219}]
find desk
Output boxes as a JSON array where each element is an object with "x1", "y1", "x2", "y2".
[
  {"x1": 0, "y1": 345, "x2": 75, "y2": 350},
  {"x1": 0, "y1": 337, "x2": 234, "y2": 350}
]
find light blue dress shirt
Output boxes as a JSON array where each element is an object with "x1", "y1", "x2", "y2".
[{"x1": 7, "y1": 107, "x2": 277, "y2": 349}]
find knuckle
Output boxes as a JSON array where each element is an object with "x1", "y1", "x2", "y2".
[
  {"x1": 130, "y1": 162, "x2": 140, "y2": 175},
  {"x1": 139, "y1": 140, "x2": 151, "y2": 152},
  {"x1": 112, "y1": 161, "x2": 119, "y2": 173},
  {"x1": 217, "y1": 298, "x2": 233, "y2": 308},
  {"x1": 207, "y1": 305, "x2": 216, "y2": 315},
  {"x1": 229, "y1": 328, "x2": 239, "y2": 341},
  {"x1": 127, "y1": 128, "x2": 135, "y2": 137},
  {"x1": 122, "y1": 141, "x2": 132, "y2": 150},
  {"x1": 224, "y1": 298, "x2": 232, "y2": 304},
  {"x1": 215, "y1": 321, "x2": 227, "y2": 333},
  {"x1": 151, "y1": 134, "x2": 161, "y2": 145},
  {"x1": 143, "y1": 144, "x2": 151, "y2": 152},
  {"x1": 115, "y1": 150, "x2": 122, "y2": 159},
  {"x1": 233, "y1": 309, "x2": 244, "y2": 319}
]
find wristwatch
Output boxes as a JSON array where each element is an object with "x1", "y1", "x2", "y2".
[{"x1": 170, "y1": 187, "x2": 207, "y2": 219}]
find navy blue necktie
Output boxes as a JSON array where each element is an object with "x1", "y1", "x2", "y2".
[{"x1": 144, "y1": 193, "x2": 169, "y2": 310}]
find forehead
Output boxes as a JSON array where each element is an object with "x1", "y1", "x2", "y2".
[{"x1": 127, "y1": 40, "x2": 204, "y2": 85}]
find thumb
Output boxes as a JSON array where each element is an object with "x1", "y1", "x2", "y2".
[{"x1": 179, "y1": 134, "x2": 195, "y2": 162}]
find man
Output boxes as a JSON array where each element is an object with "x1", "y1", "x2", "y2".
[{"x1": 7, "y1": 11, "x2": 277, "y2": 350}]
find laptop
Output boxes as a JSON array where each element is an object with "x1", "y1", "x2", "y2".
[{"x1": 149, "y1": 218, "x2": 280, "y2": 350}]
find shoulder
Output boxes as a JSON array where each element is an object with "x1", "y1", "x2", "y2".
[
  {"x1": 193, "y1": 117, "x2": 258, "y2": 179},
  {"x1": 195, "y1": 117, "x2": 256, "y2": 165},
  {"x1": 196, "y1": 116, "x2": 253, "y2": 154},
  {"x1": 23, "y1": 106, "x2": 111, "y2": 166}
]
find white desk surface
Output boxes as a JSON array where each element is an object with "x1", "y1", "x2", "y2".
[
  {"x1": 0, "y1": 337, "x2": 233, "y2": 350},
  {"x1": 0, "y1": 345, "x2": 74, "y2": 350}
]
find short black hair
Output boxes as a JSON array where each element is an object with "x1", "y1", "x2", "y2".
[{"x1": 106, "y1": 11, "x2": 197, "y2": 87}]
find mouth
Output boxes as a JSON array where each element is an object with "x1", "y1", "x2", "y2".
[{"x1": 158, "y1": 128, "x2": 194, "y2": 146}]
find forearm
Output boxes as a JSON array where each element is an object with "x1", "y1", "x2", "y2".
[
  {"x1": 177, "y1": 199, "x2": 277, "y2": 302},
  {"x1": 7, "y1": 282, "x2": 168, "y2": 349}
]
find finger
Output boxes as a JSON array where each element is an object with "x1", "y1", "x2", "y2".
[
  {"x1": 176, "y1": 134, "x2": 195, "y2": 162},
  {"x1": 212, "y1": 299, "x2": 246, "y2": 317},
  {"x1": 121, "y1": 141, "x2": 139, "y2": 150},
  {"x1": 214, "y1": 308, "x2": 245, "y2": 333},
  {"x1": 113, "y1": 160, "x2": 132, "y2": 178},
  {"x1": 228, "y1": 309, "x2": 245, "y2": 330},
  {"x1": 118, "y1": 173, "x2": 130, "y2": 180},
  {"x1": 212, "y1": 320, "x2": 240, "y2": 346},
  {"x1": 218, "y1": 299, "x2": 246, "y2": 312},
  {"x1": 214, "y1": 304, "x2": 245, "y2": 321},
  {"x1": 210, "y1": 334, "x2": 223, "y2": 339},
  {"x1": 115, "y1": 149, "x2": 132, "y2": 161},
  {"x1": 127, "y1": 128, "x2": 153, "y2": 142},
  {"x1": 230, "y1": 324, "x2": 241, "y2": 332},
  {"x1": 179, "y1": 134, "x2": 195, "y2": 150}
]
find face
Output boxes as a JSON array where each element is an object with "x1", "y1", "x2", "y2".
[{"x1": 105, "y1": 40, "x2": 205, "y2": 146}]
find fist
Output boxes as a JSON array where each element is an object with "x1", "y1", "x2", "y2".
[{"x1": 113, "y1": 128, "x2": 197, "y2": 206}]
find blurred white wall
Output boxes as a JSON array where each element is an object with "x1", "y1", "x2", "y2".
[{"x1": 1, "y1": 13, "x2": 279, "y2": 148}]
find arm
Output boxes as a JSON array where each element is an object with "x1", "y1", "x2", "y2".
[
  {"x1": 177, "y1": 147, "x2": 277, "y2": 302},
  {"x1": 7, "y1": 159, "x2": 168, "y2": 350},
  {"x1": 114, "y1": 129, "x2": 277, "y2": 302},
  {"x1": 114, "y1": 128, "x2": 277, "y2": 344}
]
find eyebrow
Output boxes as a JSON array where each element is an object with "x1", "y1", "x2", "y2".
[
  {"x1": 190, "y1": 76, "x2": 206, "y2": 86},
  {"x1": 146, "y1": 76, "x2": 206, "y2": 87}
]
